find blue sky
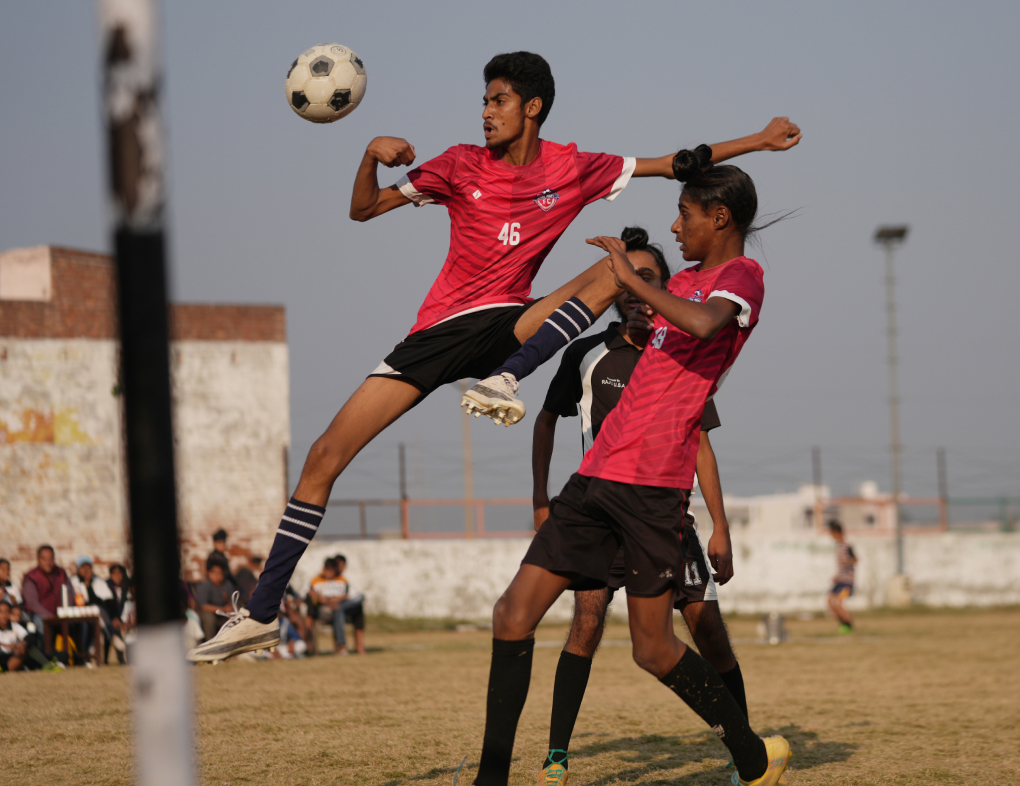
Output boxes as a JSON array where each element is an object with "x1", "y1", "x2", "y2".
[{"x1": 2, "y1": 1, "x2": 1018, "y2": 530}]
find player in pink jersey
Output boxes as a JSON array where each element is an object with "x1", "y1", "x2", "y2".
[
  {"x1": 188, "y1": 52, "x2": 800, "y2": 664},
  {"x1": 470, "y1": 150, "x2": 791, "y2": 786}
]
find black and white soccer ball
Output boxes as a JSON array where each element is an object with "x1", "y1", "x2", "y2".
[{"x1": 285, "y1": 44, "x2": 367, "y2": 123}]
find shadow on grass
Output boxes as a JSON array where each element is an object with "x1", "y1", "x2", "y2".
[
  {"x1": 376, "y1": 725, "x2": 855, "y2": 786},
  {"x1": 564, "y1": 724, "x2": 856, "y2": 785}
]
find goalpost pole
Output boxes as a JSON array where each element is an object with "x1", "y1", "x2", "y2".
[{"x1": 98, "y1": 1, "x2": 196, "y2": 784}]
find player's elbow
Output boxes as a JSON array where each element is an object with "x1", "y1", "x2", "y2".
[{"x1": 349, "y1": 206, "x2": 372, "y2": 222}]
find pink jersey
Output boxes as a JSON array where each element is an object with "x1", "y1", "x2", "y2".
[
  {"x1": 579, "y1": 256, "x2": 765, "y2": 489},
  {"x1": 396, "y1": 141, "x2": 635, "y2": 334}
]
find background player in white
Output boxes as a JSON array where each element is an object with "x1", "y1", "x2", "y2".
[
  {"x1": 188, "y1": 52, "x2": 800, "y2": 662},
  {"x1": 531, "y1": 227, "x2": 749, "y2": 786}
]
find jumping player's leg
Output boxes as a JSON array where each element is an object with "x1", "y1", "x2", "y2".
[
  {"x1": 682, "y1": 600, "x2": 748, "y2": 720},
  {"x1": 475, "y1": 565, "x2": 574, "y2": 786},
  {"x1": 462, "y1": 258, "x2": 622, "y2": 424},
  {"x1": 541, "y1": 587, "x2": 611, "y2": 777},
  {"x1": 187, "y1": 377, "x2": 421, "y2": 661},
  {"x1": 627, "y1": 591, "x2": 773, "y2": 783}
]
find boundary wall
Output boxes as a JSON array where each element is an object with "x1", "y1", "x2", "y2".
[{"x1": 295, "y1": 531, "x2": 1020, "y2": 622}]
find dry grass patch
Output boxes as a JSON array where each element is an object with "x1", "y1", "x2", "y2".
[{"x1": 1, "y1": 608, "x2": 1018, "y2": 785}]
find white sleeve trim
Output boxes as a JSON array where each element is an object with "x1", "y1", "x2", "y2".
[
  {"x1": 395, "y1": 174, "x2": 434, "y2": 207},
  {"x1": 708, "y1": 289, "x2": 753, "y2": 327},
  {"x1": 604, "y1": 157, "x2": 636, "y2": 202}
]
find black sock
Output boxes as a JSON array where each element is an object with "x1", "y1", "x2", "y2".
[
  {"x1": 542, "y1": 651, "x2": 593, "y2": 769},
  {"x1": 494, "y1": 297, "x2": 595, "y2": 382},
  {"x1": 718, "y1": 663, "x2": 749, "y2": 721},
  {"x1": 476, "y1": 638, "x2": 535, "y2": 786},
  {"x1": 245, "y1": 497, "x2": 325, "y2": 623},
  {"x1": 660, "y1": 649, "x2": 767, "y2": 781}
]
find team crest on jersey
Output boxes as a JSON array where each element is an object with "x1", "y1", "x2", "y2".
[
  {"x1": 533, "y1": 189, "x2": 559, "y2": 212},
  {"x1": 688, "y1": 288, "x2": 704, "y2": 303}
]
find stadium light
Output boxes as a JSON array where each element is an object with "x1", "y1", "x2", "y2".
[
  {"x1": 98, "y1": 2, "x2": 196, "y2": 785},
  {"x1": 874, "y1": 225, "x2": 909, "y2": 580}
]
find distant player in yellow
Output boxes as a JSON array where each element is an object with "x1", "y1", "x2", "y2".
[{"x1": 827, "y1": 521, "x2": 857, "y2": 634}]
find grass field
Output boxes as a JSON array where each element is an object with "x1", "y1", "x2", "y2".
[{"x1": 2, "y1": 607, "x2": 1019, "y2": 786}]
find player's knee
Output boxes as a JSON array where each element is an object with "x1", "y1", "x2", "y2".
[
  {"x1": 492, "y1": 593, "x2": 532, "y2": 640},
  {"x1": 304, "y1": 435, "x2": 346, "y2": 479},
  {"x1": 631, "y1": 640, "x2": 673, "y2": 678}
]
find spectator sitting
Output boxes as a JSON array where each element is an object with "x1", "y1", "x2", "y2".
[
  {"x1": 308, "y1": 557, "x2": 365, "y2": 655},
  {"x1": 234, "y1": 555, "x2": 263, "y2": 606},
  {"x1": 0, "y1": 558, "x2": 23, "y2": 607},
  {"x1": 334, "y1": 555, "x2": 366, "y2": 655},
  {"x1": 8, "y1": 603, "x2": 55, "y2": 670},
  {"x1": 71, "y1": 555, "x2": 116, "y2": 661},
  {"x1": 106, "y1": 564, "x2": 133, "y2": 660},
  {"x1": 274, "y1": 605, "x2": 309, "y2": 660},
  {"x1": 207, "y1": 529, "x2": 236, "y2": 585},
  {"x1": 22, "y1": 545, "x2": 73, "y2": 637},
  {"x1": 195, "y1": 558, "x2": 239, "y2": 642},
  {"x1": 0, "y1": 599, "x2": 28, "y2": 673}
]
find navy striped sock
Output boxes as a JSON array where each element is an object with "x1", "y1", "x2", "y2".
[
  {"x1": 495, "y1": 297, "x2": 595, "y2": 382},
  {"x1": 245, "y1": 497, "x2": 325, "y2": 623}
]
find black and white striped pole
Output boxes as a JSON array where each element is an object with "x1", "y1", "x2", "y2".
[{"x1": 98, "y1": 1, "x2": 196, "y2": 784}]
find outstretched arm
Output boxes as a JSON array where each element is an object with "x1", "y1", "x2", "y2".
[
  {"x1": 589, "y1": 237, "x2": 739, "y2": 340},
  {"x1": 349, "y1": 137, "x2": 417, "y2": 221},
  {"x1": 532, "y1": 409, "x2": 559, "y2": 531},
  {"x1": 696, "y1": 429, "x2": 733, "y2": 585},
  {"x1": 632, "y1": 117, "x2": 802, "y2": 178}
]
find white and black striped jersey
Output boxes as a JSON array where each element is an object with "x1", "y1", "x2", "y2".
[{"x1": 543, "y1": 323, "x2": 720, "y2": 455}]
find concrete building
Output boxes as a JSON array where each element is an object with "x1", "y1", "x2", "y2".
[{"x1": 0, "y1": 245, "x2": 289, "y2": 584}]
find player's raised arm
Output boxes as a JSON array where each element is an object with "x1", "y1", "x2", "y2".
[
  {"x1": 631, "y1": 117, "x2": 802, "y2": 178},
  {"x1": 349, "y1": 136, "x2": 416, "y2": 221},
  {"x1": 591, "y1": 236, "x2": 739, "y2": 340}
]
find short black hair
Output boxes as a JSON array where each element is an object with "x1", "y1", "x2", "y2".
[
  {"x1": 212, "y1": 528, "x2": 228, "y2": 542},
  {"x1": 483, "y1": 52, "x2": 555, "y2": 126},
  {"x1": 612, "y1": 226, "x2": 670, "y2": 320},
  {"x1": 0, "y1": 558, "x2": 9, "y2": 568},
  {"x1": 828, "y1": 520, "x2": 844, "y2": 534},
  {"x1": 37, "y1": 544, "x2": 54, "y2": 557},
  {"x1": 0, "y1": 599, "x2": 11, "y2": 610},
  {"x1": 206, "y1": 557, "x2": 226, "y2": 574},
  {"x1": 323, "y1": 558, "x2": 339, "y2": 571},
  {"x1": 334, "y1": 554, "x2": 347, "y2": 564}
]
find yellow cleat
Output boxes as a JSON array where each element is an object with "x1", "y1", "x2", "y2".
[
  {"x1": 732, "y1": 736, "x2": 791, "y2": 786},
  {"x1": 536, "y1": 763, "x2": 568, "y2": 786}
]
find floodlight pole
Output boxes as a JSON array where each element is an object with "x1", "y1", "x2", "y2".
[
  {"x1": 874, "y1": 226, "x2": 909, "y2": 575},
  {"x1": 98, "y1": 2, "x2": 195, "y2": 785}
]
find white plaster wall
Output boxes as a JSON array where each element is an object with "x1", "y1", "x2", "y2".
[
  {"x1": 0, "y1": 338, "x2": 290, "y2": 583},
  {"x1": 171, "y1": 340, "x2": 289, "y2": 579},
  {"x1": 0, "y1": 339, "x2": 129, "y2": 579},
  {"x1": 294, "y1": 531, "x2": 1020, "y2": 622}
]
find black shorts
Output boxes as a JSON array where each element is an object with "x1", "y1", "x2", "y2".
[
  {"x1": 524, "y1": 473, "x2": 691, "y2": 598},
  {"x1": 597, "y1": 514, "x2": 718, "y2": 609},
  {"x1": 369, "y1": 302, "x2": 543, "y2": 400},
  {"x1": 831, "y1": 582, "x2": 854, "y2": 597}
]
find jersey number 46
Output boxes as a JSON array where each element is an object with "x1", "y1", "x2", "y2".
[{"x1": 498, "y1": 222, "x2": 521, "y2": 246}]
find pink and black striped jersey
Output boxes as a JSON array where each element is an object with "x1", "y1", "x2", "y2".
[
  {"x1": 579, "y1": 256, "x2": 765, "y2": 489},
  {"x1": 396, "y1": 140, "x2": 635, "y2": 334}
]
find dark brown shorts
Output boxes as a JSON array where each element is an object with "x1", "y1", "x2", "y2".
[{"x1": 523, "y1": 473, "x2": 691, "y2": 598}]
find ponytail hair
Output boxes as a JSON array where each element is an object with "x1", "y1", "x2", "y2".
[
  {"x1": 672, "y1": 144, "x2": 761, "y2": 239},
  {"x1": 620, "y1": 226, "x2": 670, "y2": 284}
]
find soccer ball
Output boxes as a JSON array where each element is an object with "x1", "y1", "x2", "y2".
[{"x1": 285, "y1": 44, "x2": 367, "y2": 123}]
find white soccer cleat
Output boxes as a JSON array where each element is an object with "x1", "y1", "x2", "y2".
[
  {"x1": 186, "y1": 592, "x2": 280, "y2": 663},
  {"x1": 461, "y1": 373, "x2": 526, "y2": 427}
]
